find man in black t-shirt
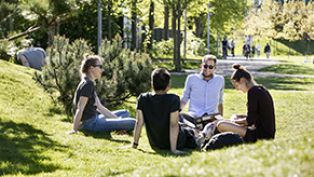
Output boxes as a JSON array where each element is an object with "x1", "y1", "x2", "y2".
[{"x1": 132, "y1": 68, "x2": 215, "y2": 154}]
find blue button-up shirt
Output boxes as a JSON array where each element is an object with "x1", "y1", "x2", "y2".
[{"x1": 181, "y1": 73, "x2": 224, "y2": 117}]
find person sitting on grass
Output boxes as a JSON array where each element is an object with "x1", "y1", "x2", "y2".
[
  {"x1": 215, "y1": 64, "x2": 276, "y2": 143},
  {"x1": 132, "y1": 68, "x2": 215, "y2": 154},
  {"x1": 69, "y1": 55, "x2": 135, "y2": 134}
]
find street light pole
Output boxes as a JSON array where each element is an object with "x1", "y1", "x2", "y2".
[
  {"x1": 207, "y1": 3, "x2": 211, "y2": 54},
  {"x1": 97, "y1": 0, "x2": 102, "y2": 54}
]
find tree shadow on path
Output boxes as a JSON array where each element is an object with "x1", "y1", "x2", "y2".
[{"x1": 0, "y1": 119, "x2": 68, "y2": 176}]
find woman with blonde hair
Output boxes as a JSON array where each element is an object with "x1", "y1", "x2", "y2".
[{"x1": 69, "y1": 55, "x2": 135, "y2": 134}]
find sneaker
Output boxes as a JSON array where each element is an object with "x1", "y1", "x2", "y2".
[
  {"x1": 202, "y1": 122, "x2": 216, "y2": 140},
  {"x1": 195, "y1": 133, "x2": 206, "y2": 150}
]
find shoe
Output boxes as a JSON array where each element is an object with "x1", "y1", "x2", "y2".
[
  {"x1": 202, "y1": 122, "x2": 216, "y2": 140},
  {"x1": 195, "y1": 133, "x2": 206, "y2": 150}
]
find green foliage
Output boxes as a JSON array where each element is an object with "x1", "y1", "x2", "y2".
[
  {"x1": 184, "y1": 31, "x2": 207, "y2": 56},
  {"x1": 34, "y1": 35, "x2": 152, "y2": 117},
  {"x1": 245, "y1": 1, "x2": 314, "y2": 41},
  {"x1": 34, "y1": 36, "x2": 92, "y2": 117},
  {"x1": 153, "y1": 39, "x2": 174, "y2": 56},
  {"x1": 98, "y1": 36, "x2": 153, "y2": 107}
]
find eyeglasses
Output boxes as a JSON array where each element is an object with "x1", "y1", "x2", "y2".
[
  {"x1": 93, "y1": 64, "x2": 103, "y2": 69},
  {"x1": 203, "y1": 64, "x2": 215, "y2": 69}
]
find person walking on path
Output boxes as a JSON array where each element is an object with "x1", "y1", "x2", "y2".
[{"x1": 264, "y1": 43, "x2": 271, "y2": 59}]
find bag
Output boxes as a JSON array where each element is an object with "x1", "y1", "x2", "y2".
[{"x1": 204, "y1": 132, "x2": 244, "y2": 150}]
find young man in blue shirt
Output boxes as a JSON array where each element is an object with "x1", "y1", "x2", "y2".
[{"x1": 180, "y1": 54, "x2": 225, "y2": 129}]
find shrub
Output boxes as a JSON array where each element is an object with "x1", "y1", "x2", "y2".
[
  {"x1": 98, "y1": 36, "x2": 153, "y2": 107},
  {"x1": 153, "y1": 39, "x2": 174, "y2": 56},
  {"x1": 34, "y1": 36, "x2": 152, "y2": 119}
]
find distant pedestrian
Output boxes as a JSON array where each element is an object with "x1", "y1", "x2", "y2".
[
  {"x1": 256, "y1": 44, "x2": 261, "y2": 58},
  {"x1": 251, "y1": 44, "x2": 256, "y2": 59},
  {"x1": 264, "y1": 43, "x2": 271, "y2": 59},
  {"x1": 230, "y1": 39, "x2": 235, "y2": 57},
  {"x1": 222, "y1": 36, "x2": 228, "y2": 59},
  {"x1": 243, "y1": 43, "x2": 250, "y2": 60}
]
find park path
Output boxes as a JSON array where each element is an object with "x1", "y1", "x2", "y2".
[{"x1": 172, "y1": 57, "x2": 314, "y2": 78}]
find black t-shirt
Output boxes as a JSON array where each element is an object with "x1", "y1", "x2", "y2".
[
  {"x1": 137, "y1": 92, "x2": 180, "y2": 150},
  {"x1": 246, "y1": 85, "x2": 276, "y2": 140},
  {"x1": 73, "y1": 77, "x2": 97, "y2": 121}
]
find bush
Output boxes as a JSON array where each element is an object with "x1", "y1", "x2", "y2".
[
  {"x1": 184, "y1": 32, "x2": 207, "y2": 56},
  {"x1": 0, "y1": 40, "x2": 17, "y2": 61},
  {"x1": 153, "y1": 39, "x2": 174, "y2": 56},
  {"x1": 98, "y1": 36, "x2": 153, "y2": 107},
  {"x1": 34, "y1": 36, "x2": 152, "y2": 119}
]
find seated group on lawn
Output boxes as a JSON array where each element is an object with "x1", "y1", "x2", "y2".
[{"x1": 70, "y1": 54, "x2": 276, "y2": 153}]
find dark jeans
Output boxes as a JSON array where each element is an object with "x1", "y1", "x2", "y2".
[{"x1": 177, "y1": 125, "x2": 198, "y2": 149}]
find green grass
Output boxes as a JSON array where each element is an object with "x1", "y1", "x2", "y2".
[
  {"x1": 1, "y1": 59, "x2": 314, "y2": 176},
  {"x1": 259, "y1": 64, "x2": 314, "y2": 76}
]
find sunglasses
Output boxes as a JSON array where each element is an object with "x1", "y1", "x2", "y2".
[
  {"x1": 93, "y1": 64, "x2": 103, "y2": 69},
  {"x1": 203, "y1": 64, "x2": 215, "y2": 69}
]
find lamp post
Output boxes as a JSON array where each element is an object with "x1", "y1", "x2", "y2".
[
  {"x1": 97, "y1": 0, "x2": 102, "y2": 54},
  {"x1": 207, "y1": 3, "x2": 211, "y2": 54}
]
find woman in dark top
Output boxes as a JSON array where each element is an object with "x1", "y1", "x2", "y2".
[
  {"x1": 216, "y1": 64, "x2": 275, "y2": 142},
  {"x1": 69, "y1": 55, "x2": 135, "y2": 134}
]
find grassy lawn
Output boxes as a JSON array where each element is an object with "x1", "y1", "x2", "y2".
[
  {"x1": 259, "y1": 64, "x2": 314, "y2": 76},
  {"x1": 1, "y1": 59, "x2": 314, "y2": 176}
]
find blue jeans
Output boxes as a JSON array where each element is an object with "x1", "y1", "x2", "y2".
[{"x1": 81, "y1": 109, "x2": 136, "y2": 132}]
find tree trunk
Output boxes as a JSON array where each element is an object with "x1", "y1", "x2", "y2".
[
  {"x1": 148, "y1": 0, "x2": 154, "y2": 51},
  {"x1": 108, "y1": 0, "x2": 112, "y2": 40},
  {"x1": 176, "y1": 0, "x2": 181, "y2": 71},
  {"x1": 163, "y1": 3, "x2": 169, "y2": 40},
  {"x1": 195, "y1": 17, "x2": 202, "y2": 38},
  {"x1": 172, "y1": 1, "x2": 178, "y2": 70},
  {"x1": 131, "y1": 0, "x2": 137, "y2": 51}
]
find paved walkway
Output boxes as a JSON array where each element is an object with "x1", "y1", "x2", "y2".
[{"x1": 172, "y1": 57, "x2": 314, "y2": 78}]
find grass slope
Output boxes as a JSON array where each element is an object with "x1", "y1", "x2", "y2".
[{"x1": 1, "y1": 60, "x2": 314, "y2": 176}]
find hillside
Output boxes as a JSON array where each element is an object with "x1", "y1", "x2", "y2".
[{"x1": 1, "y1": 60, "x2": 314, "y2": 176}]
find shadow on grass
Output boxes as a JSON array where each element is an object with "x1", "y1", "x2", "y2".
[
  {"x1": 136, "y1": 148, "x2": 192, "y2": 157},
  {"x1": 224, "y1": 77, "x2": 314, "y2": 91},
  {"x1": 259, "y1": 64, "x2": 314, "y2": 75},
  {"x1": 276, "y1": 39, "x2": 314, "y2": 55},
  {"x1": 81, "y1": 130, "x2": 131, "y2": 144},
  {"x1": 0, "y1": 119, "x2": 68, "y2": 175}
]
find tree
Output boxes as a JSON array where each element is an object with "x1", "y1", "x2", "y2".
[
  {"x1": 131, "y1": 0, "x2": 138, "y2": 51},
  {"x1": 147, "y1": 0, "x2": 155, "y2": 51}
]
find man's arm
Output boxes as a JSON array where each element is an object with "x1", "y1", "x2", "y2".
[
  {"x1": 180, "y1": 100, "x2": 187, "y2": 111},
  {"x1": 218, "y1": 104, "x2": 223, "y2": 116},
  {"x1": 218, "y1": 77, "x2": 225, "y2": 116},
  {"x1": 132, "y1": 109, "x2": 144, "y2": 148},
  {"x1": 180, "y1": 76, "x2": 191, "y2": 111}
]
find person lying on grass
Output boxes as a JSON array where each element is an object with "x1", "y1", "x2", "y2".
[
  {"x1": 69, "y1": 55, "x2": 135, "y2": 134},
  {"x1": 205, "y1": 64, "x2": 276, "y2": 143},
  {"x1": 132, "y1": 68, "x2": 216, "y2": 154}
]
